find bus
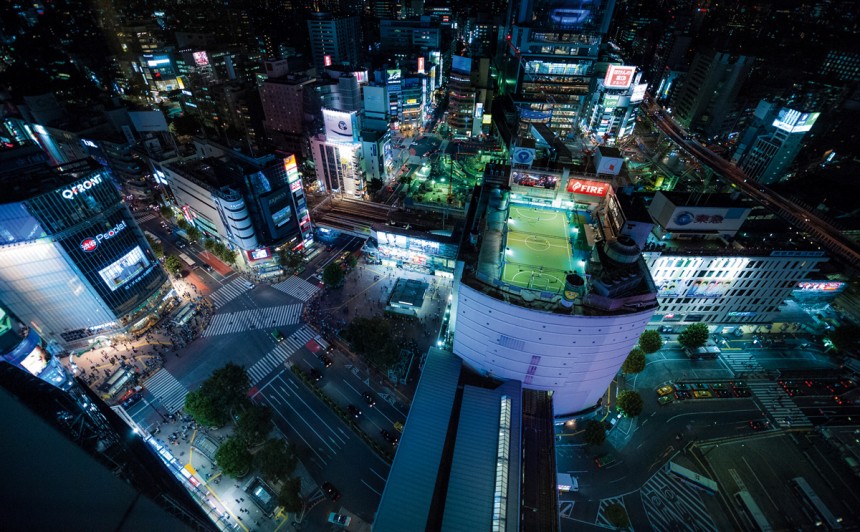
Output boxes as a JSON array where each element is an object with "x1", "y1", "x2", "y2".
[
  {"x1": 734, "y1": 491, "x2": 773, "y2": 531},
  {"x1": 178, "y1": 253, "x2": 196, "y2": 267},
  {"x1": 789, "y1": 477, "x2": 842, "y2": 529},
  {"x1": 665, "y1": 461, "x2": 718, "y2": 495},
  {"x1": 144, "y1": 230, "x2": 160, "y2": 243}
]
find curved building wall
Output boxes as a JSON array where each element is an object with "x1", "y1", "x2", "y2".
[
  {"x1": 215, "y1": 194, "x2": 258, "y2": 251},
  {"x1": 453, "y1": 284, "x2": 656, "y2": 416}
]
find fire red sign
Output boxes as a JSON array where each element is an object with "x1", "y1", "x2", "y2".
[
  {"x1": 567, "y1": 179, "x2": 609, "y2": 196},
  {"x1": 80, "y1": 238, "x2": 98, "y2": 252},
  {"x1": 604, "y1": 65, "x2": 636, "y2": 89}
]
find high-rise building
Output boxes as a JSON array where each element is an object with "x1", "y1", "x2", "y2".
[
  {"x1": 670, "y1": 50, "x2": 754, "y2": 139},
  {"x1": 447, "y1": 56, "x2": 477, "y2": 136},
  {"x1": 733, "y1": 101, "x2": 819, "y2": 185},
  {"x1": 311, "y1": 135, "x2": 363, "y2": 196},
  {"x1": 307, "y1": 13, "x2": 361, "y2": 73},
  {"x1": 500, "y1": 0, "x2": 617, "y2": 137},
  {"x1": 581, "y1": 65, "x2": 646, "y2": 142},
  {"x1": 451, "y1": 165, "x2": 658, "y2": 415},
  {"x1": 0, "y1": 157, "x2": 172, "y2": 348},
  {"x1": 259, "y1": 70, "x2": 317, "y2": 157}
]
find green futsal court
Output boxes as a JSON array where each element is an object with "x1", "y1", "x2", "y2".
[{"x1": 502, "y1": 205, "x2": 574, "y2": 293}]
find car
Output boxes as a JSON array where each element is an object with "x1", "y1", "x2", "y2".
[
  {"x1": 656, "y1": 385, "x2": 674, "y2": 397},
  {"x1": 271, "y1": 329, "x2": 284, "y2": 342},
  {"x1": 380, "y1": 429, "x2": 399, "y2": 446},
  {"x1": 121, "y1": 393, "x2": 142, "y2": 408},
  {"x1": 243, "y1": 280, "x2": 255, "y2": 290},
  {"x1": 657, "y1": 395, "x2": 674, "y2": 406},
  {"x1": 362, "y1": 391, "x2": 377, "y2": 407},
  {"x1": 393, "y1": 420, "x2": 404, "y2": 432},
  {"x1": 347, "y1": 404, "x2": 362, "y2": 418},
  {"x1": 748, "y1": 420, "x2": 766, "y2": 430},
  {"x1": 319, "y1": 354, "x2": 333, "y2": 368},
  {"x1": 659, "y1": 326, "x2": 675, "y2": 333},
  {"x1": 328, "y1": 513, "x2": 351, "y2": 527},
  {"x1": 322, "y1": 482, "x2": 341, "y2": 501},
  {"x1": 692, "y1": 390, "x2": 713, "y2": 399},
  {"x1": 308, "y1": 368, "x2": 322, "y2": 382},
  {"x1": 594, "y1": 454, "x2": 616, "y2": 469}
]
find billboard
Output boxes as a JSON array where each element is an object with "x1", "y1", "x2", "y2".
[
  {"x1": 512, "y1": 148, "x2": 536, "y2": 166},
  {"x1": 566, "y1": 178, "x2": 609, "y2": 196},
  {"x1": 323, "y1": 108, "x2": 356, "y2": 142},
  {"x1": 772, "y1": 108, "x2": 819, "y2": 133},
  {"x1": 452, "y1": 55, "x2": 472, "y2": 74},
  {"x1": 649, "y1": 193, "x2": 751, "y2": 233},
  {"x1": 686, "y1": 280, "x2": 732, "y2": 298},
  {"x1": 192, "y1": 51, "x2": 209, "y2": 66},
  {"x1": 324, "y1": 54, "x2": 332, "y2": 67},
  {"x1": 129, "y1": 110, "x2": 169, "y2": 132},
  {"x1": 387, "y1": 69, "x2": 401, "y2": 82},
  {"x1": 98, "y1": 246, "x2": 150, "y2": 292},
  {"x1": 248, "y1": 248, "x2": 271, "y2": 261},
  {"x1": 796, "y1": 281, "x2": 846, "y2": 293},
  {"x1": 418, "y1": 57, "x2": 425, "y2": 74},
  {"x1": 630, "y1": 83, "x2": 648, "y2": 103},
  {"x1": 512, "y1": 170, "x2": 558, "y2": 189},
  {"x1": 604, "y1": 65, "x2": 636, "y2": 89}
]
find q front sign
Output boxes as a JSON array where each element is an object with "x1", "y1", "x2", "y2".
[{"x1": 60, "y1": 175, "x2": 104, "y2": 199}]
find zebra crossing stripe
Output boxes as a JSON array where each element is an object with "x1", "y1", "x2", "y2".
[
  {"x1": 201, "y1": 304, "x2": 303, "y2": 337},
  {"x1": 134, "y1": 212, "x2": 157, "y2": 223},
  {"x1": 209, "y1": 278, "x2": 253, "y2": 308},
  {"x1": 641, "y1": 468, "x2": 718, "y2": 532},
  {"x1": 247, "y1": 326, "x2": 317, "y2": 384},
  {"x1": 272, "y1": 276, "x2": 320, "y2": 302},
  {"x1": 144, "y1": 369, "x2": 189, "y2": 415},
  {"x1": 749, "y1": 382, "x2": 812, "y2": 427}
]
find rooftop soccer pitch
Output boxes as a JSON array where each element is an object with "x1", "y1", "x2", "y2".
[{"x1": 502, "y1": 206, "x2": 575, "y2": 293}]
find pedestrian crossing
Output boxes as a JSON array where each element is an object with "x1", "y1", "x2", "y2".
[
  {"x1": 722, "y1": 351, "x2": 764, "y2": 376},
  {"x1": 247, "y1": 326, "x2": 316, "y2": 384},
  {"x1": 201, "y1": 304, "x2": 303, "y2": 337},
  {"x1": 272, "y1": 276, "x2": 321, "y2": 302},
  {"x1": 596, "y1": 497, "x2": 633, "y2": 530},
  {"x1": 641, "y1": 464, "x2": 718, "y2": 532},
  {"x1": 748, "y1": 382, "x2": 813, "y2": 429},
  {"x1": 209, "y1": 278, "x2": 253, "y2": 308},
  {"x1": 144, "y1": 369, "x2": 189, "y2": 415},
  {"x1": 134, "y1": 212, "x2": 157, "y2": 223}
]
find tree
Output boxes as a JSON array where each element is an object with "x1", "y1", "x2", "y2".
[
  {"x1": 176, "y1": 218, "x2": 191, "y2": 231},
  {"x1": 605, "y1": 503, "x2": 630, "y2": 529},
  {"x1": 235, "y1": 405, "x2": 273, "y2": 446},
  {"x1": 322, "y1": 262, "x2": 345, "y2": 288},
  {"x1": 186, "y1": 226, "x2": 202, "y2": 242},
  {"x1": 345, "y1": 253, "x2": 358, "y2": 269},
  {"x1": 256, "y1": 439, "x2": 297, "y2": 483},
  {"x1": 278, "y1": 250, "x2": 304, "y2": 271},
  {"x1": 638, "y1": 330, "x2": 663, "y2": 354},
  {"x1": 617, "y1": 390, "x2": 644, "y2": 417},
  {"x1": 159, "y1": 205, "x2": 174, "y2": 220},
  {"x1": 164, "y1": 255, "x2": 183, "y2": 277},
  {"x1": 203, "y1": 238, "x2": 216, "y2": 252},
  {"x1": 678, "y1": 323, "x2": 709, "y2": 350},
  {"x1": 184, "y1": 389, "x2": 224, "y2": 427},
  {"x1": 582, "y1": 419, "x2": 606, "y2": 446},
  {"x1": 215, "y1": 436, "x2": 252, "y2": 478},
  {"x1": 366, "y1": 177, "x2": 384, "y2": 195},
  {"x1": 828, "y1": 324, "x2": 860, "y2": 353},
  {"x1": 621, "y1": 348, "x2": 646, "y2": 374},
  {"x1": 145, "y1": 235, "x2": 164, "y2": 258},
  {"x1": 277, "y1": 477, "x2": 303, "y2": 512}
]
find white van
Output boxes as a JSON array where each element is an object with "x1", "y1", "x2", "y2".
[{"x1": 243, "y1": 280, "x2": 255, "y2": 290}]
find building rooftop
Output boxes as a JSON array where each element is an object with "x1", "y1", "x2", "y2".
[{"x1": 0, "y1": 156, "x2": 106, "y2": 204}]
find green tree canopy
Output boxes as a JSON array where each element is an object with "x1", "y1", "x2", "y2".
[
  {"x1": 621, "y1": 348, "x2": 646, "y2": 374},
  {"x1": 341, "y1": 316, "x2": 399, "y2": 368},
  {"x1": 605, "y1": 503, "x2": 630, "y2": 529},
  {"x1": 322, "y1": 262, "x2": 345, "y2": 288},
  {"x1": 345, "y1": 253, "x2": 358, "y2": 269},
  {"x1": 203, "y1": 238, "x2": 216, "y2": 251},
  {"x1": 214, "y1": 436, "x2": 252, "y2": 478},
  {"x1": 145, "y1": 235, "x2": 164, "y2": 258},
  {"x1": 235, "y1": 405, "x2": 273, "y2": 446},
  {"x1": 164, "y1": 255, "x2": 183, "y2": 276},
  {"x1": 277, "y1": 477, "x2": 303, "y2": 512},
  {"x1": 638, "y1": 330, "x2": 663, "y2": 354},
  {"x1": 828, "y1": 324, "x2": 860, "y2": 353},
  {"x1": 582, "y1": 419, "x2": 606, "y2": 446},
  {"x1": 256, "y1": 439, "x2": 297, "y2": 483},
  {"x1": 176, "y1": 218, "x2": 191, "y2": 231},
  {"x1": 186, "y1": 226, "x2": 202, "y2": 242},
  {"x1": 184, "y1": 362, "x2": 250, "y2": 427},
  {"x1": 278, "y1": 250, "x2": 305, "y2": 270},
  {"x1": 617, "y1": 390, "x2": 644, "y2": 417},
  {"x1": 159, "y1": 206, "x2": 174, "y2": 220},
  {"x1": 678, "y1": 323, "x2": 709, "y2": 350}
]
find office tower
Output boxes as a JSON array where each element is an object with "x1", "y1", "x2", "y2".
[
  {"x1": 259, "y1": 68, "x2": 317, "y2": 156},
  {"x1": 670, "y1": 50, "x2": 754, "y2": 139},
  {"x1": 307, "y1": 13, "x2": 361, "y2": 73},
  {"x1": 733, "y1": 101, "x2": 819, "y2": 185},
  {"x1": 581, "y1": 65, "x2": 646, "y2": 142},
  {"x1": 378, "y1": 18, "x2": 442, "y2": 55},
  {"x1": 447, "y1": 56, "x2": 477, "y2": 136},
  {"x1": 0, "y1": 157, "x2": 171, "y2": 348},
  {"x1": 450, "y1": 165, "x2": 658, "y2": 415},
  {"x1": 500, "y1": 0, "x2": 617, "y2": 137}
]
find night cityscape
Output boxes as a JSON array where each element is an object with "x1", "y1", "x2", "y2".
[{"x1": 3, "y1": 0, "x2": 860, "y2": 530}]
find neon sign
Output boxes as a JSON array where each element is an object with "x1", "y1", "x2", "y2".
[
  {"x1": 61, "y1": 175, "x2": 104, "y2": 199},
  {"x1": 80, "y1": 220, "x2": 128, "y2": 252},
  {"x1": 566, "y1": 179, "x2": 609, "y2": 196}
]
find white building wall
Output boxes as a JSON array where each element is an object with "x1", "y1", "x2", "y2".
[
  {"x1": 453, "y1": 284, "x2": 655, "y2": 415},
  {"x1": 0, "y1": 240, "x2": 115, "y2": 338},
  {"x1": 214, "y1": 195, "x2": 258, "y2": 251},
  {"x1": 645, "y1": 252, "x2": 827, "y2": 324}
]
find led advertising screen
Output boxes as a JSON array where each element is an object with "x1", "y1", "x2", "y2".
[
  {"x1": 249, "y1": 248, "x2": 271, "y2": 260},
  {"x1": 451, "y1": 55, "x2": 472, "y2": 74},
  {"x1": 532, "y1": 0, "x2": 603, "y2": 31},
  {"x1": 796, "y1": 281, "x2": 846, "y2": 293},
  {"x1": 418, "y1": 57, "x2": 425, "y2": 74},
  {"x1": 604, "y1": 65, "x2": 636, "y2": 89},
  {"x1": 686, "y1": 280, "x2": 732, "y2": 298},
  {"x1": 98, "y1": 246, "x2": 150, "y2": 292},
  {"x1": 566, "y1": 178, "x2": 609, "y2": 196},
  {"x1": 630, "y1": 83, "x2": 648, "y2": 103},
  {"x1": 193, "y1": 51, "x2": 209, "y2": 66},
  {"x1": 323, "y1": 108, "x2": 356, "y2": 142},
  {"x1": 512, "y1": 170, "x2": 559, "y2": 189},
  {"x1": 772, "y1": 108, "x2": 819, "y2": 133}
]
